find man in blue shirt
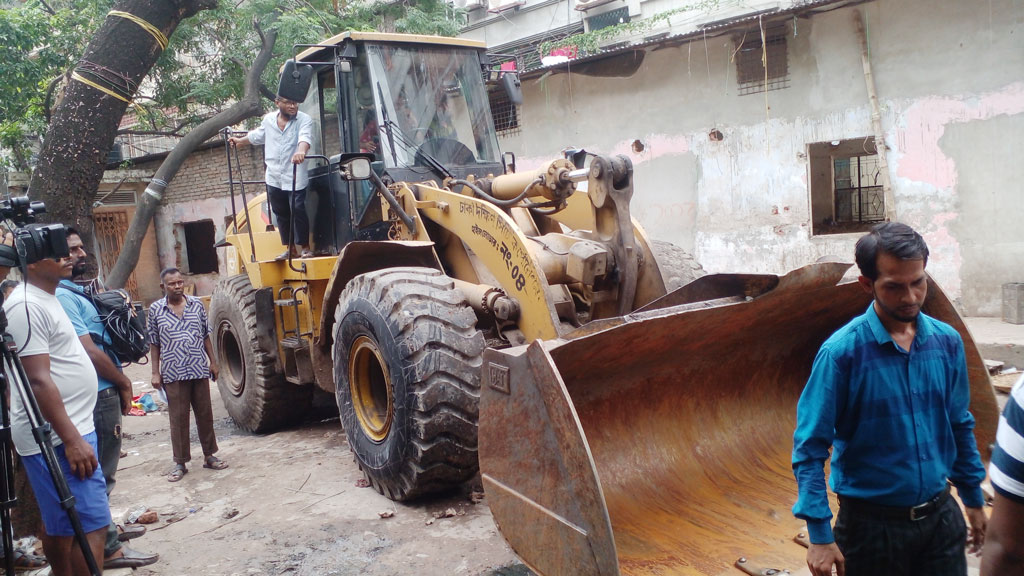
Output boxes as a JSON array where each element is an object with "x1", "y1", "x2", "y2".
[
  {"x1": 56, "y1": 228, "x2": 158, "y2": 570},
  {"x1": 792, "y1": 222, "x2": 986, "y2": 576}
]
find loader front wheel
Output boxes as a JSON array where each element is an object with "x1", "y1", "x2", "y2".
[
  {"x1": 333, "y1": 268, "x2": 485, "y2": 501},
  {"x1": 211, "y1": 274, "x2": 310, "y2": 432}
]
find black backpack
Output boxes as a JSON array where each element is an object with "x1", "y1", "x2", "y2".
[{"x1": 69, "y1": 287, "x2": 149, "y2": 366}]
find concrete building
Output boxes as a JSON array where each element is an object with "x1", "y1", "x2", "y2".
[
  {"x1": 99, "y1": 141, "x2": 265, "y2": 303},
  {"x1": 462, "y1": 0, "x2": 1024, "y2": 316}
]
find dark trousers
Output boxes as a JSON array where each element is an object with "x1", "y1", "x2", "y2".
[
  {"x1": 834, "y1": 493, "x2": 967, "y2": 576},
  {"x1": 165, "y1": 378, "x2": 218, "y2": 465},
  {"x1": 93, "y1": 387, "x2": 122, "y2": 556},
  {"x1": 267, "y1": 185, "x2": 309, "y2": 247}
]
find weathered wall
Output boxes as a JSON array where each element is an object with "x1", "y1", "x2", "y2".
[
  {"x1": 502, "y1": 0, "x2": 1024, "y2": 314},
  {"x1": 131, "y1": 144, "x2": 265, "y2": 297}
]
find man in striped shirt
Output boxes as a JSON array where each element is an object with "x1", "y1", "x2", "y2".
[
  {"x1": 792, "y1": 222, "x2": 986, "y2": 576},
  {"x1": 981, "y1": 373, "x2": 1024, "y2": 575},
  {"x1": 148, "y1": 267, "x2": 227, "y2": 482}
]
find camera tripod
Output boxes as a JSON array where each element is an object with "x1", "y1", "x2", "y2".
[{"x1": 0, "y1": 300, "x2": 100, "y2": 576}]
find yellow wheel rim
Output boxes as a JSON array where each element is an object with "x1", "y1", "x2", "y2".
[
  {"x1": 349, "y1": 336, "x2": 393, "y2": 442},
  {"x1": 218, "y1": 323, "x2": 245, "y2": 397}
]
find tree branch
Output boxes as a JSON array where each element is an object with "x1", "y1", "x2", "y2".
[
  {"x1": 296, "y1": 0, "x2": 333, "y2": 33},
  {"x1": 116, "y1": 128, "x2": 185, "y2": 137},
  {"x1": 106, "y1": 21, "x2": 279, "y2": 288},
  {"x1": 37, "y1": 0, "x2": 55, "y2": 16},
  {"x1": 42, "y1": 72, "x2": 68, "y2": 124},
  {"x1": 259, "y1": 83, "x2": 277, "y2": 102}
]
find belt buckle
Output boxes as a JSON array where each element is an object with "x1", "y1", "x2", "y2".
[{"x1": 909, "y1": 501, "x2": 930, "y2": 521}]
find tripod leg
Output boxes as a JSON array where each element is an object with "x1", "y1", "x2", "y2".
[{"x1": 0, "y1": 371, "x2": 18, "y2": 576}]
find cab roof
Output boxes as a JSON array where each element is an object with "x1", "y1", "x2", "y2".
[{"x1": 296, "y1": 31, "x2": 486, "y2": 63}]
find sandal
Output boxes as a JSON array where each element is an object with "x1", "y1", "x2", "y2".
[
  {"x1": 3, "y1": 549, "x2": 48, "y2": 571},
  {"x1": 203, "y1": 455, "x2": 228, "y2": 470},
  {"x1": 167, "y1": 464, "x2": 187, "y2": 482},
  {"x1": 117, "y1": 522, "x2": 147, "y2": 542}
]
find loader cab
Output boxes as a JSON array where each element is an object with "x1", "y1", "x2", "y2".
[{"x1": 292, "y1": 35, "x2": 504, "y2": 257}]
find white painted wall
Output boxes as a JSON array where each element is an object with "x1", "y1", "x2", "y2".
[{"x1": 496, "y1": 0, "x2": 1024, "y2": 315}]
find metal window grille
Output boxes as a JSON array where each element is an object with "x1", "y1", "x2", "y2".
[
  {"x1": 735, "y1": 25, "x2": 790, "y2": 96},
  {"x1": 586, "y1": 7, "x2": 629, "y2": 32},
  {"x1": 833, "y1": 154, "x2": 885, "y2": 224},
  {"x1": 94, "y1": 210, "x2": 139, "y2": 300},
  {"x1": 489, "y1": 88, "x2": 520, "y2": 137}
]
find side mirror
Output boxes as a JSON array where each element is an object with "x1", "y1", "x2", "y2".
[
  {"x1": 501, "y1": 72, "x2": 522, "y2": 106},
  {"x1": 278, "y1": 59, "x2": 313, "y2": 103},
  {"x1": 340, "y1": 156, "x2": 372, "y2": 180}
]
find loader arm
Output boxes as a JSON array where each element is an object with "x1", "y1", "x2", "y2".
[{"x1": 393, "y1": 181, "x2": 563, "y2": 341}]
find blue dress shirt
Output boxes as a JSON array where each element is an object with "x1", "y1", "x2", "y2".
[{"x1": 792, "y1": 303, "x2": 986, "y2": 544}]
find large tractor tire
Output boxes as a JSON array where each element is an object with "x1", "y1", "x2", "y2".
[
  {"x1": 332, "y1": 267, "x2": 485, "y2": 501},
  {"x1": 651, "y1": 239, "x2": 704, "y2": 291},
  {"x1": 210, "y1": 274, "x2": 310, "y2": 432}
]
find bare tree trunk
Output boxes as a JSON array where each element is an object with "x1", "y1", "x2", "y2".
[
  {"x1": 27, "y1": 0, "x2": 217, "y2": 241},
  {"x1": 105, "y1": 25, "x2": 278, "y2": 289}
]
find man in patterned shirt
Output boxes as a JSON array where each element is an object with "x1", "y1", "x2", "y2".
[
  {"x1": 148, "y1": 267, "x2": 227, "y2": 482},
  {"x1": 981, "y1": 373, "x2": 1024, "y2": 575}
]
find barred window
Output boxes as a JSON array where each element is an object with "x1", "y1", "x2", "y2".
[
  {"x1": 809, "y1": 137, "x2": 885, "y2": 236},
  {"x1": 488, "y1": 87, "x2": 520, "y2": 137},
  {"x1": 735, "y1": 24, "x2": 789, "y2": 95}
]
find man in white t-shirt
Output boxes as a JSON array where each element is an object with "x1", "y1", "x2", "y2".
[{"x1": 3, "y1": 234, "x2": 110, "y2": 574}]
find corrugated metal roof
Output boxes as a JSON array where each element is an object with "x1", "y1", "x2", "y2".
[{"x1": 510, "y1": 0, "x2": 869, "y2": 77}]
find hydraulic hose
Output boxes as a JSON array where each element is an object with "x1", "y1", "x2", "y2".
[{"x1": 451, "y1": 177, "x2": 542, "y2": 208}]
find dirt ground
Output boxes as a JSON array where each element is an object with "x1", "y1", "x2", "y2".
[{"x1": 108, "y1": 363, "x2": 530, "y2": 576}]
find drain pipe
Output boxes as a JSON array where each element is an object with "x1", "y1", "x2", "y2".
[{"x1": 854, "y1": 8, "x2": 897, "y2": 222}]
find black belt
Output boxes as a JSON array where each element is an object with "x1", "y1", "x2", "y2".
[
  {"x1": 838, "y1": 486, "x2": 950, "y2": 522},
  {"x1": 97, "y1": 387, "x2": 120, "y2": 399}
]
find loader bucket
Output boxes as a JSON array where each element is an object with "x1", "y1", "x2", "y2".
[{"x1": 479, "y1": 262, "x2": 998, "y2": 576}]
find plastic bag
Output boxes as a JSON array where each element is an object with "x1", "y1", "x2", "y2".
[{"x1": 135, "y1": 393, "x2": 158, "y2": 412}]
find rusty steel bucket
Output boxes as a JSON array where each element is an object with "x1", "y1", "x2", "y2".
[{"x1": 479, "y1": 262, "x2": 998, "y2": 576}]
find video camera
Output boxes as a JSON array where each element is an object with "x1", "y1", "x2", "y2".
[{"x1": 0, "y1": 197, "x2": 70, "y2": 269}]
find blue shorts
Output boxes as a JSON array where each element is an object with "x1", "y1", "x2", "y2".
[{"x1": 22, "y1": 432, "x2": 112, "y2": 537}]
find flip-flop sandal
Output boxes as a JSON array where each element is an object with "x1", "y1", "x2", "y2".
[
  {"x1": 203, "y1": 456, "x2": 228, "y2": 470},
  {"x1": 167, "y1": 464, "x2": 187, "y2": 482},
  {"x1": 117, "y1": 523, "x2": 147, "y2": 542},
  {"x1": 7, "y1": 549, "x2": 48, "y2": 571}
]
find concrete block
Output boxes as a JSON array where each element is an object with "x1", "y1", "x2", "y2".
[{"x1": 1004, "y1": 283, "x2": 1024, "y2": 324}]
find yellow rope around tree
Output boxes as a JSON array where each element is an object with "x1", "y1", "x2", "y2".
[
  {"x1": 108, "y1": 10, "x2": 168, "y2": 51},
  {"x1": 70, "y1": 71, "x2": 145, "y2": 114},
  {"x1": 70, "y1": 71, "x2": 130, "y2": 103}
]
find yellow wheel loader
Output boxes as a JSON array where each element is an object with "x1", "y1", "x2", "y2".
[{"x1": 213, "y1": 32, "x2": 998, "y2": 576}]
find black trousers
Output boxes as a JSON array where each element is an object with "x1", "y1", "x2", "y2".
[
  {"x1": 834, "y1": 494, "x2": 967, "y2": 576},
  {"x1": 267, "y1": 185, "x2": 309, "y2": 247}
]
